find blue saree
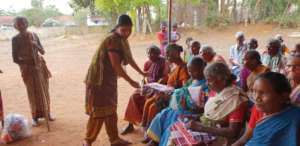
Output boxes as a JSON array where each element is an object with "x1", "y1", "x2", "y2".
[
  {"x1": 246, "y1": 106, "x2": 300, "y2": 146},
  {"x1": 147, "y1": 79, "x2": 208, "y2": 145}
]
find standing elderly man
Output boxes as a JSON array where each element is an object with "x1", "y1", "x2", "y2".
[{"x1": 229, "y1": 31, "x2": 248, "y2": 77}]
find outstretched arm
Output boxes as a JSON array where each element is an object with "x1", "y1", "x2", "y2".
[
  {"x1": 129, "y1": 58, "x2": 148, "y2": 77},
  {"x1": 108, "y1": 51, "x2": 140, "y2": 88},
  {"x1": 188, "y1": 120, "x2": 242, "y2": 139}
]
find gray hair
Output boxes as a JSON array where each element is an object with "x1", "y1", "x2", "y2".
[
  {"x1": 201, "y1": 45, "x2": 216, "y2": 55},
  {"x1": 204, "y1": 62, "x2": 232, "y2": 85},
  {"x1": 235, "y1": 31, "x2": 244, "y2": 38}
]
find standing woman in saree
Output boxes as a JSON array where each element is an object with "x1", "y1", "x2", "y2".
[
  {"x1": 84, "y1": 14, "x2": 146, "y2": 146},
  {"x1": 12, "y1": 16, "x2": 54, "y2": 126}
]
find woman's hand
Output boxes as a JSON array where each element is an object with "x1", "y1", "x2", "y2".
[
  {"x1": 129, "y1": 80, "x2": 140, "y2": 88},
  {"x1": 141, "y1": 71, "x2": 149, "y2": 77}
]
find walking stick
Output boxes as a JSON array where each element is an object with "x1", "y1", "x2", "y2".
[{"x1": 30, "y1": 33, "x2": 50, "y2": 132}]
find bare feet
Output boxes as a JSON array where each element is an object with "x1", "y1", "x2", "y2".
[{"x1": 121, "y1": 123, "x2": 134, "y2": 135}]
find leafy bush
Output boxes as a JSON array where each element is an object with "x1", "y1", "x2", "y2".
[{"x1": 205, "y1": 13, "x2": 232, "y2": 28}]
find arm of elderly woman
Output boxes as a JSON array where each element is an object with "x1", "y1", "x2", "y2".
[
  {"x1": 187, "y1": 120, "x2": 242, "y2": 139},
  {"x1": 108, "y1": 52, "x2": 140, "y2": 88},
  {"x1": 187, "y1": 103, "x2": 246, "y2": 139}
]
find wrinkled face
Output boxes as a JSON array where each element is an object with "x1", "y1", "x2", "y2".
[
  {"x1": 206, "y1": 76, "x2": 224, "y2": 92},
  {"x1": 14, "y1": 19, "x2": 28, "y2": 33},
  {"x1": 116, "y1": 25, "x2": 132, "y2": 39},
  {"x1": 148, "y1": 51, "x2": 160, "y2": 62},
  {"x1": 166, "y1": 50, "x2": 180, "y2": 63},
  {"x1": 243, "y1": 54, "x2": 256, "y2": 70},
  {"x1": 237, "y1": 36, "x2": 245, "y2": 45},
  {"x1": 200, "y1": 52, "x2": 212, "y2": 62},
  {"x1": 188, "y1": 64, "x2": 204, "y2": 80},
  {"x1": 286, "y1": 58, "x2": 300, "y2": 88},
  {"x1": 252, "y1": 79, "x2": 286, "y2": 114}
]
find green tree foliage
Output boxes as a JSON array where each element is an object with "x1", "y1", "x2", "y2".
[
  {"x1": 19, "y1": 5, "x2": 62, "y2": 26},
  {"x1": 74, "y1": 9, "x2": 89, "y2": 26},
  {"x1": 95, "y1": 0, "x2": 131, "y2": 23},
  {"x1": 246, "y1": 0, "x2": 300, "y2": 27},
  {"x1": 69, "y1": 0, "x2": 96, "y2": 15},
  {"x1": 31, "y1": 0, "x2": 44, "y2": 8}
]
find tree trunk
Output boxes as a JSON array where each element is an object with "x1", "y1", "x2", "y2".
[
  {"x1": 136, "y1": 7, "x2": 142, "y2": 33},
  {"x1": 252, "y1": 0, "x2": 262, "y2": 24},
  {"x1": 232, "y1": 0, "x2": 238, "y2": 23},
  {"x1": 220, "y1": 0, "x2": 226, "y2": 16},
  {"x1": 142, "y1": 5, "x2": 153, "y2": 34}
]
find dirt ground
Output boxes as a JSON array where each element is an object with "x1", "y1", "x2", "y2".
[{"x1": 0, "y1": 24, "x2": 299, "y2": 146}]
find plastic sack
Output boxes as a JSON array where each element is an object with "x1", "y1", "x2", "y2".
[{"x1": 0, "y1": 114, "x2": 31, "y2": 144}]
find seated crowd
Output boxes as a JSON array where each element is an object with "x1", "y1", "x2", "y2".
[{"x1": 122, "y1": 31, "x2": 300, "y2": 146}]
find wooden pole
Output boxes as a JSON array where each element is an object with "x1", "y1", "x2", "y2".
[
  {"x1": 168, "y1": 0, "x2": 172, "y2": 44},
  {"x1": 30, "y1": 35, "x2": 50, "y2": 132}
]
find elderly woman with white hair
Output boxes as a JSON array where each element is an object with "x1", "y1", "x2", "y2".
[
  {"x1": 200, "y1": 45, "x2": 227, "y2": 65},
  {"x1": 187, "y1": 62, "x2": 248, "y2": 145}
]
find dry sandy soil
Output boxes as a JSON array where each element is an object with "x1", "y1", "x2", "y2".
[{"x1": 0, "y1": 24, "x2": 299, "y2": 146}]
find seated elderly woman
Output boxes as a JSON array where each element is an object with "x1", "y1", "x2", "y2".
[
  {"x1": 261, "y1": 39, "x2": 285, "y2": 73},
  {"x1": 243, "y1": 50, "x2": 270, "y2": 92},
  {"x1": 145, "y1": 57, "x2": 209, "y2": 146},
  {"x1": 287, "y1": 53, "x2": 300, "y2": 106},
  {"x1": 181, "y1": 62, "x2": 248, "y2": 145},
  {"x1": 141, "y1": 44, "x2": 190, "y2": 136},
  {"x1": 245, "y1": 72, "x2": 300, "y2": 146},
  {"x1": 200, "y1": 45, "x2": 227, "y2": 65},
  {"x1": 122, "y1": 45, "x2": 169, "y2": 135}
]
